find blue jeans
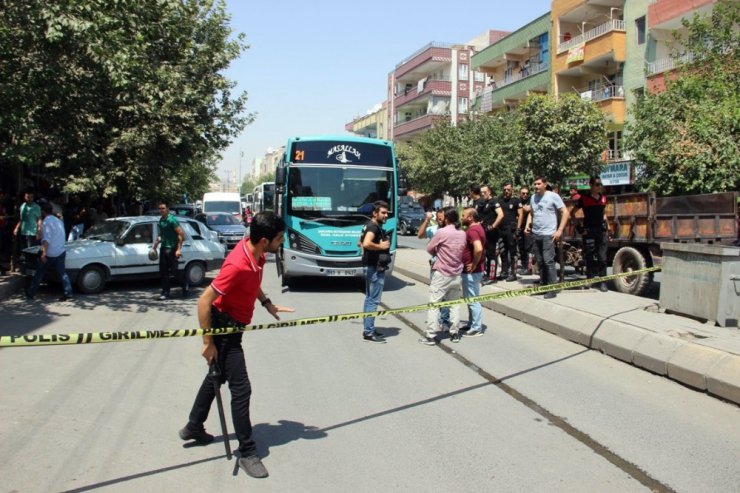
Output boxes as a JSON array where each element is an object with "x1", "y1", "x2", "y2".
[
  {"x1": 27, "y1": 251, "x2": 73, "y2": 297},
  {"x1": 363, "y1": 265, "x2": 386, "y2": 335},
  {"x1": 462, "y1": 271, "x2": 483, "y2": 331}
]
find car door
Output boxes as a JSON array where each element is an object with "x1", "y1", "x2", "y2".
[
  {"x1": 177, "y1": 220, "x2": 199, "y2": 266},
  {"x1": 112, "y1": 223, "x2": 157, "y2": 276}
]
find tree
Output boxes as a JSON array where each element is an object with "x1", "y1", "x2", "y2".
[
  {"x1": 0, "y1": 0, "x2": 253, "y2": 201},
  {"x1": 624, "y1": 0, "x2": 739, "y2": 195},
  {"x1": 509, "y1": 93, "x2": 607, "y2": 186}
]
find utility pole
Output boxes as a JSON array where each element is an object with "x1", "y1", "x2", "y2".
[{"x1": 238, "y1": 149, "x2": 244, "y2": 195}]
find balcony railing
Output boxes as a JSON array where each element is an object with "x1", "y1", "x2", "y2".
[
  {"x1": 557, "y1": 19, "x2": 626, "y2": 54},
  {"x1": 577, "y1": 83, "x2": 625, "y2": 102},
  {"x1": 647, "y1": 51, "x2": 695, "y2": 76},
  {"x1": 487, "y1": 61, "x2": 549, "y2": 92}
]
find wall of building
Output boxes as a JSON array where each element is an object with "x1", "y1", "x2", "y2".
[{"x1": 624, "y1": 0, "x2": 650, "y2": 121}]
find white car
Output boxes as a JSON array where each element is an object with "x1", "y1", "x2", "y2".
[{"x1": 21, "y1": 216, "x2": 226, "y2": 294}]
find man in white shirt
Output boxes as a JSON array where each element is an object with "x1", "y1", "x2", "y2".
[{"x1": 26, "y1": 202, "x2": 73, "y2": 301}]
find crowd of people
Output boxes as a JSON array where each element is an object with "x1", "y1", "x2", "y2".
[{"x1": 360, "y1": 175, "x2": 611, "y2": 346}]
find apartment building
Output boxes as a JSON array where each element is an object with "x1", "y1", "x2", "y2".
[
  {"x1": 471, "y1": 13, "x2": 551, "y2": 114},
  {"x1": 387, "y1": 30, "x2": 509, "y2": 142},
  {"x1": 645, "y1": 0, "x2": 717, "y2": 93},
  {"x1": 552, "y1": 0, "x2": 637, "y2": 169},
  {"x1": 345, "y1": 102, "x2": 388, "y2": 139},
  {"x1": 260, "y1": 147, "x2": 285, "y2": 177}
]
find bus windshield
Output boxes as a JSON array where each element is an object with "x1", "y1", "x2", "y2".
[{"x1": 288, "y1": 166, "x2": 394, "y2": 221}]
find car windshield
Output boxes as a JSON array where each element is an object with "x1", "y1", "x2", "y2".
[
  {"x1": 82, "y1": 220, "x2": 130, "y2": 241},
  {"x1": 287, "y1": 166, "x2": 394, "y2": 224},
  {"x1": 203, "y1": 201, "x2": 240, "y2": 214},
  {"x1": 208, "y1": 214, "x2": 240, "y2": 226}
]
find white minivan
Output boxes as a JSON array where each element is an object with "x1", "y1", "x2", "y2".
[{"x1": 202, "y1": 192, "x2": 243, "y2": 221}]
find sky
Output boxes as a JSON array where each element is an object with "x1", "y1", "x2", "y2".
[{"x1": 219, "y1": 0, "x2": 552, "y2": 183}]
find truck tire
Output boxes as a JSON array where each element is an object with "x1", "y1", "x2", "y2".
[
  {"x1": 612, "y1": 246, "x2": 652, "y2": 296},
  {"x1": 399, "y1": 222, "x2": 408, "y2": 236}
]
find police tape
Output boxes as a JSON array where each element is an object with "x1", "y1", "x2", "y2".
[{"x1": 1, "y1": 266, "x2": 660, "y2": 348}]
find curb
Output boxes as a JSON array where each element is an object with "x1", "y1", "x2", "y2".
[{"x1": 394, "y1": 265, "x2": 740, "y2": 406}]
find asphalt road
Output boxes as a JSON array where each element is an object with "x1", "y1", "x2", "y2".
[{"x1": 1, "y1": 258, "x2": 737, "y2": 492}]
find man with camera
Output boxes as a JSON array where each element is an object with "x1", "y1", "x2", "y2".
[{"x1": 360, "y1": 201, "x2": 391, "y2": 343}]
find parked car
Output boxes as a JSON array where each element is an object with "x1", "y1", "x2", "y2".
[
  {"x1": 195, "y1": 212, "x2": 247, "y2": 249},
  {"x1": 20, "y1": 216, "x2": 225, "y2": 294},
  {"x1": 397, "y1": 203, "x2": 425, "y2": 236}
]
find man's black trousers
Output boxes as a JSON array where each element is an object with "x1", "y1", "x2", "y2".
[
  {"x1": 498, "y1": 225, "x2": 517, "y2": 275},
  {"x1": 532, "y1": 234, "x2": 558, "y2": 285},
  {"x1": 159, "y1": 246, "x2": 187, "y2": 295},
  {"x1": 583, "y1": 228, "x2": 608, "y2": 278},
  {"x1": 186, "y1": 330, "x2": 256, "y2": 457}
]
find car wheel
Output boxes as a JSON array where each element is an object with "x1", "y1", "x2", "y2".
[
  {"x1": 76, "y1": 265, "x2": 107, "y2": 294},
  {"x1": 399, "y1": 222, "x2": 408, "y2": 236},
  {"x1": 185, "y1": 261, "x2": 207, "y2": 286}
]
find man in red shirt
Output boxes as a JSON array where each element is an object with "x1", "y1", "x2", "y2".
[
  {"x1": 461, "y1": 208, "x2": 487, "y2": 337},
  {"x1": 179, "y1": 211, "x2": 293, "y2": 479}
]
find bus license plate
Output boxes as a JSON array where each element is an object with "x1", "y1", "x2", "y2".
[{"x1": 326, "y1": 269, "x2": 354, "y2": 277}]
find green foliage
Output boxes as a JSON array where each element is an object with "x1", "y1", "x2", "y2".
[
  {"x1": 398, "y1": 93, "x2": 606, "y2": 197},
  {"x1": 0, "y1": 0, "x2": 253, "y2": 201},
  {"x1": 510, "y1": 93, "x2": 607, "y2": 185},
  {"x1": 624, "y1": 0, "x2": 740, "y2": 195}
]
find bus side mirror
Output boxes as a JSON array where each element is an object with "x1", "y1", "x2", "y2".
[{"x1": 275, "y1": 165, "x2": 285, "y2": 187}]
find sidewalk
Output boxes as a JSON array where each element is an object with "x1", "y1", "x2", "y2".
[
  {"x1": 393, "y1": 247, "x2": 740, "y2": 406},
  {"x1": 0, "y1": 271, "x2": 25, "y2": 301}
]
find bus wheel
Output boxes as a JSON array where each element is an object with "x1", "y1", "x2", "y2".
[{"x1": 612, "y1": 246, "x2": 652, "y2": 296}]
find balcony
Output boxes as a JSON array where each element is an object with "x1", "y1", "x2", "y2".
[
  {"x1": 577, "y1": 83, "x2": 624, "y2": 102},
  {"x1": 647, "y1": 52, "x2": 695, "y2": 76},
  {"x1": 393, "y1": 114, "x2": 441, "y2": 139},
  {"x1": 477, "y1": 64, "x2": 550, "y2": 113},
  {"x1": 557, "y1": 20, "x2": 625, "y2": 54},
  {"x1": 394, "y1": 42, "x2": 454, "y2": 80},
  {"x1": 648, "y1": 0, "x2": 715, "y2": 30},
  {"x1": 394, "y1": 79, "x2": 452, "y2": 108}
]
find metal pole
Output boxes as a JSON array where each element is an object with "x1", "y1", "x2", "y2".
[{"x1": 209, "y1": 362, "x2": 232, "y2": 460}]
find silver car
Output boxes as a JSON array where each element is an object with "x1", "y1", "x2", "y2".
[{"x1": 21, "y1": 216, "x2": 225, "y2": 294}]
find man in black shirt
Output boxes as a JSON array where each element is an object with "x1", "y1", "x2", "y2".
[
  {"x1": 572, "y1": 177, "x2": 609, "y2": 292},
  {"x1": 360, "y1": 201, "x2": 391, "y2": 343},
  {"x1": 497, "y1": 182, "x2": 523, "y2": 281},
  {"x1": 480, "y1": 185, "x2": 503, "y2": 282},
  {"x1": 469, "y1": 185, "x2": 486, "y2": 218},
  {"x1": 517, "y1": 186, "x2": 533, "y2": 274}
]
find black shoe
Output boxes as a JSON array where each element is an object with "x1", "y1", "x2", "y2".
[
  {"x1": 450, "y1": 332, "x2": 461, "y2": 343},
  {"x1": 505, "y1": 275, "x2": 517, "y2": 282},
  {"x1": 24, "y1": 290, "x2": 33, "y2": 300},
  {"x1": 544, "y1": 291, "x2": 557, "y2": 299},
  {"x1": 58, "y1": 294, "x2": 72, "y2": 301},
  {"x1": 182, "y1": 289, "x2": 190, "y2": 298},
  {"x1": 599, "y1": 283, "x2": 609, "y2": 292},
  {"x1": 373, "y1": 330, "x2": 383, "y2": 338},
  {"x1": 178, "y1": 425, "x2": 214, "y2": 444},
  {"x1": 363, "y1": 333, "x2": 386, "y2": 344},
  {"x1": 239, "y1": 455, "x2": 269, "y2": 478}
]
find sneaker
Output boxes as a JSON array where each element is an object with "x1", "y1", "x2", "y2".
[
  {"x1": 158, "y1": 293, "x2": 168, "y2": 301},
  {"x1": 239, "y1": 455, "x2": 269, "y2": 478},
  {"x1": 363, "y1": 333, "x2": 386, "y2": 344},
  {"x1": 505, "y1": 274, "x2": 517, "y2": 282},
  {"x1": 465, "y1": 330, "x2": 483, "y2": 337},
  {"x1": 178, "y1": 425, "x2": 214, "y2": 444},
  {"x1": 544, "y1": 291, "x2": 557, "y2": 299},
  {"x1": 372, "y1": 330, "x2": 383, "y2": 338},
  {"x1": 599, "y1": 283, "x2": 609, "y2": 292},
  {"x1": 58, "y1": 294, "x2": 72, "y2": 302},
  {"x1": 450, "y1": 333, "x2": 461, "y2": 343},
  {"x1": 418, "y1": 336, "x2": 437, "y2": 346}
]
